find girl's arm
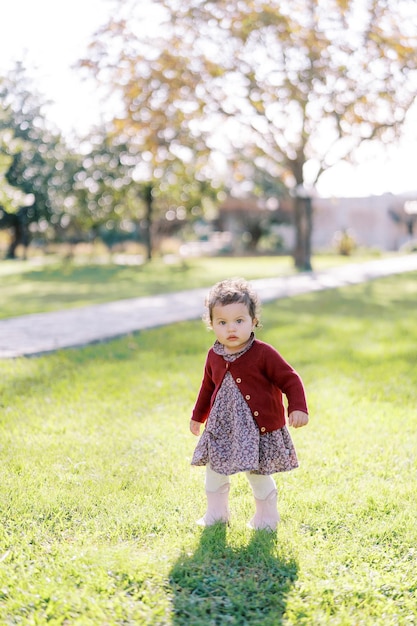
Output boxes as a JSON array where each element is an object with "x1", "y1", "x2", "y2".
[
  {"x1": 262, "y1": 344, "x2": 308, "y2": 415},
  {"x1": 190, "y1": 353, "x2": 216, "y2": 425}
]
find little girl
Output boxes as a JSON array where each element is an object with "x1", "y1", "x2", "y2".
[{"x1": 190, "y1": 277, "x2": 309, "y2": 531}]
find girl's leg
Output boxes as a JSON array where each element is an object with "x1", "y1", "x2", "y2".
[
  {"x1": 245, "y1": 473, "x2": 280, "y2": 531},
  {"x1": 196, "y1": 465, "x2": 231, "y2": 526}
]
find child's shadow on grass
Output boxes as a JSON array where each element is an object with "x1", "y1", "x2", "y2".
[{"x1": 169, "y1": 524, "x2": 298, "y2": 625}]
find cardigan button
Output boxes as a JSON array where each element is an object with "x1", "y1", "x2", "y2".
[
  {"x1": 260, "y1": 427, "x2": 266, "y2": 433},
  {"x1": 245, "y1": 394, "x2": 251, "y2": 400},
  {"x1": 254, "y1": 411, "x2": 259, "y2": 417},
  {"x1": 236, "y1": 377, "x2": 241, "y2": 383}
]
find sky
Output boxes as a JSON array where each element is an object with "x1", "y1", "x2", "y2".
[
  {"x1": 0, "y1": 0, "x2": 113, "y2": 135},
  {"x1": 0, "y1": 0, "x2": 416, "y2": 199}
]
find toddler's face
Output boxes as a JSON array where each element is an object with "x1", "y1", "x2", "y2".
[{"x1": 211, "y1": 302, "x2": 256, "y2": 354}]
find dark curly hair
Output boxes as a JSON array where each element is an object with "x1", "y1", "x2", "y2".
[{"x1": 204, "y1": 278, "x2": 261, "y2": 327}]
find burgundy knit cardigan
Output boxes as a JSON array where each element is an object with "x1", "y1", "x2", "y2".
[{"x1": 192, "y1": 339, "x2": 308, "y2": 434}]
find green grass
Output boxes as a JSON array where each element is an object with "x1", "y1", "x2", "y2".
[
  {"x1": 1, "y1": 271, "x2": 417, "y2": 624},
  {"x1": 0, "y1": 252, "x2": 384, "y2": 319}
]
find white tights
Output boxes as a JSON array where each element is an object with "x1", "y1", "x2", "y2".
[{"x1": 205, "y1": 464, "x2": 276, "y2": 500}]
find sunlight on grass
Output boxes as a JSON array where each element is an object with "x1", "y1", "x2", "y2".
[
  {"x1": 0, "y1": 272, "x2": 416, "y2": 624},
  {"x1": 0, "y1": 252, "x2": 387, "y2": 319}
]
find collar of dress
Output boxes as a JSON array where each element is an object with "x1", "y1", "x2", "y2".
[{"x1": 213, "y1": 332, "x2": 255, "y2": 362}]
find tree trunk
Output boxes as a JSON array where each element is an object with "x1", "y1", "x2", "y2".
[
  {"x1": 6, "y1": 222, "x2": 19, "y2": 259},
  {"x1": 0, "y1": 208, "x2": 26, "y2": 260},
  {"x1": 142, "y1": 184, "x2": 153, "y2": 261},
  {"x1": 293, "y1": 196, "x2": 313, "y2": 271}
]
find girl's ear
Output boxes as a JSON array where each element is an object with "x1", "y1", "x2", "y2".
[{"x1": 252, "y1": 317, "x2": 258, "y2": 328}]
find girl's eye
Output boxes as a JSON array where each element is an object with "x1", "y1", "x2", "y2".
[{"x1": 237, "y1": 319, "x2": 243, "y2": 323}]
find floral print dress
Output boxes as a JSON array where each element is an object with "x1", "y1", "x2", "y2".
[{"x1": 191, "y1": 336, "x2": 299, "y2": 475}]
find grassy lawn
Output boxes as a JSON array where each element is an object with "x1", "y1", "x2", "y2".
[
  {"x1": 1, "y1": 270, "x2": 416, "y2": 624},
  {"x1": 0, "y1": 252, "x2": 385, "y2": 319}
]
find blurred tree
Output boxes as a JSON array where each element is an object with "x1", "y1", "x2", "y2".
[
  {"x1": 388, "y1": 201, "x2": 417, "y2": 240},
  {"x1": 0, "y1": 64, "x2": 72, "y2": 258},
  {"x1": 70, "y1": 128, "x2": 221, "y2": 258},
  {"x1": 0, "y1": 118, "x2": 27, "y2": 256},
  {"x1": 230, "y1": 164, "x2": 290, "y2": 252},
  {"x1": 67, "y1": 131, "x2": 137, "y2": 247},
  {"x1": 79, "y1": 4, "x2": 223, "y2": 260},
  {"x1": 81, "y1": 0, "x2": 417, "y2": 269}
]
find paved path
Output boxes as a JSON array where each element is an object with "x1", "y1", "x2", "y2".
[{"x1": 1, "y1": 254, "x2": 417, "y2": 358}]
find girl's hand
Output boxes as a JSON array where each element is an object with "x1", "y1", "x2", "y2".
[
  {"x1": 288, "y1": 410, "x2": 309, "y2": 428},
  {"x1": 190, "y1": 419, "x2": 202, "y2": 436}
]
